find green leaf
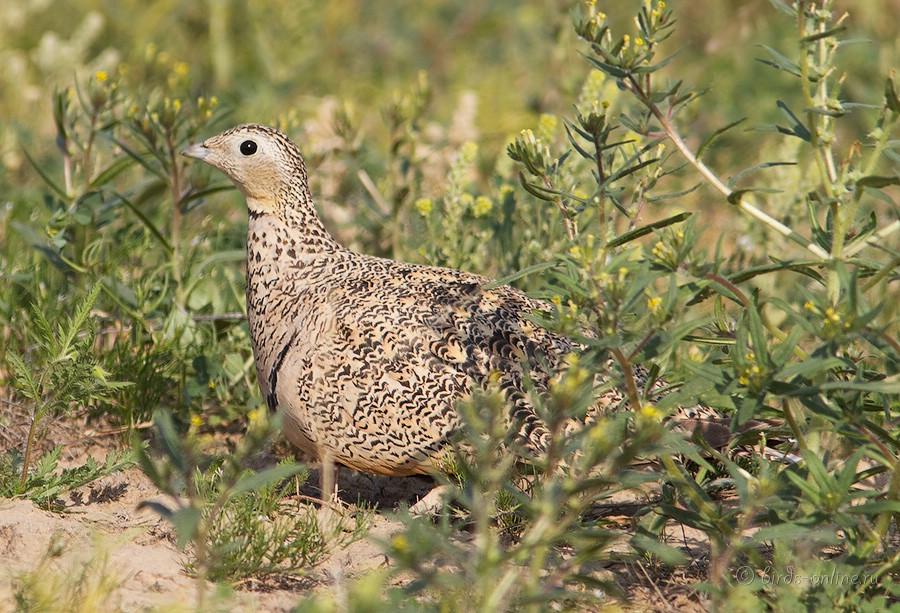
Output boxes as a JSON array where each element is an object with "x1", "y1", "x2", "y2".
[
  {"x1": 152, "y1": 410, "x2": 189, "y2": 474},
  {"x1": 170, "y1": 505, "x2": 202, "y2": 549},
  {"x1": 607, "y1": 212, "x2": 691, "y2": 248},
  {"x1": 847, "y1": 500, "x2": 900, "y2": 515},
  {"x1": 770, "y1": 326, "x2": 803, "y2": 369},
  {"x1": 697, "y1": 117, "x2": 746, "y2": 159},
  {"x1": 485, "y1": 260, "x2": 559, "y2": 289},
  {"x1": 799, "y1": 26, "x2": 846, "y2": 43},
  {"x1": 656, "y1": 504, "x2": 714, "y2": 531},
  {"x1": 751, "y1": 522, "x2": 833, "y2": 542},
  {"x1": 818, "y1": 379, "x2": 900, "y2": 394},
  {"x1": 803, "y1": 105, "x2": 845, "y2": 118},
  {"x1": 90, "y1": 156, "x2": 134, "y2": 189},
  {"x1": 20, "y1": 145, "x2": 68, "y2": 200},
  {"x1": 727, "y1": 161, "x2": 796, "y2": 189},
  {"x1": 856, "y1": 175, "x2": 900, "y2": 189},
  {"x1": 114, "y1": 191, "x2": 172, "y2": 254},
  {"x1": 777, "y1": 356, "x2": 846, "y2": 381},
  {"x1": 133, "y1": 434, "x2": 165, "y2": 490},
  {"x1": 229, "y1": 463, "x2": 307, "y2": 498},
  {"x1": 885, "y1": 74, "x2": 900, "y2": 113},
  {"x1": 111, "y1": 138, "x2": 165, "y2": 180},
  {"x1": 630, "y1": 533, "x2": 688, "y2": 566},
  {"x1": 756, "y1": 44, "x2": 801, "y2": 77},
  {"x1": 582, "y1": 54, "x2": 629, "y2": 79},
  {"x1": 730, "y1": 259, "x2": 824, "y2": 285},
  {"x1": 776, "y1": 100, "x2": 812, "y2": 141},
  {"x1": 136, "y1": 499, "x2": 174, "y2": 520}
]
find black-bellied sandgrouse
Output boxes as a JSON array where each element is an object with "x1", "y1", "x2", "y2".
[{"x1": 183, "y1": 124, "x2": 747, "y2": 477}]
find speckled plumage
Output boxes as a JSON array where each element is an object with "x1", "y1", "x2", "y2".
[{"x1": 183, "y1": 124, "x2": 724, "y2": 475}]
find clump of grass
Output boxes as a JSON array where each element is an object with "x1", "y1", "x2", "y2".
[
  {"x1": 135, "y1": 409, "x2": 369, "y2": 607},
  {"x1": 11, "y1": 533, "x2": 126, "y2": 613}
]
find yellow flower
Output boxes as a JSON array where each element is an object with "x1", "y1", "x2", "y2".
[
  {"x1": 414, "y1": 197, "x2": 433, "y2": 216},
  {"x1": 174, "y1": 61, "x2": 189, "y2": 76},
  {"x1": 94, "y1": 70, "x2": 108, "y2": 82},
  {"x1": 190, "y1": 414, "x2": 202, "y2": 427},
  {"x1": 639, "y1": 404, "x2": 661, "y2": 420},
  {"x1": 647, "y1": 296, "x2": 662, "y2": 310}
]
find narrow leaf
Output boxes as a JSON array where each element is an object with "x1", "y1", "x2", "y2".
[
  {"x1": 229, "y1": 463, "x2": 307, "y2": 498},
  {"x1": 607, "y1": 212, "x2": 692, "y2": 248}
]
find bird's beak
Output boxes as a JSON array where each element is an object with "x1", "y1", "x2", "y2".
[{"x1": 182, "y1": 143, "x2": 211, "y2": 160}]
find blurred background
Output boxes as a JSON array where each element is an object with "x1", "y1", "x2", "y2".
[{"x1": 4, "y1": 0, "x2": 898, "y2": 176}]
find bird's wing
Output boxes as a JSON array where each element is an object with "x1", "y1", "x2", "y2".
[{"x1": 307, "y1": 258, "x2": 574, "y2": 448}]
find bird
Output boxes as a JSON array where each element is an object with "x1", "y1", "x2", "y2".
[{"x1": 182, "y1": 124, "x2": 776, "y2": 480}]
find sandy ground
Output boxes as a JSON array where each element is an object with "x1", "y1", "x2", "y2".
[
  {"x1": 0, "y1": 452, "x2": 435, "y2": 612},
  {"x1": 0, "y1": 427, "x2": 710, "y2": 612}
]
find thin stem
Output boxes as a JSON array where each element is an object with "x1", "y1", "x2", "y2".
[
  {"x1": 167, "y1": 133, "x2": 185, "y2": 302},
  {"x1": 626, "y1": 76, "x2": 831, "y2": 260},
  {"x1": 781, "y1": 397, "x2": 807, "y2": 451},
  {"x1": 593, "y1": 133, "x2": 609, "y2": 244},
  {"x1": 540, "y1": 173, "x2": 577, "y2": 241},
  {"x1": 798, "y1": 5, "x2": 838, "y2": 199},
  {"x1": 19, "y1": 409, "x2": 42, "y2": 489},
  {"x1": 610, "y1": 347, "x2": 641, "y2": 409}
]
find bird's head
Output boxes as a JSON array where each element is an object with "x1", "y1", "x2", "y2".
[{"x1": 183, "y1": 124, "x2": 307, "y2": 212}]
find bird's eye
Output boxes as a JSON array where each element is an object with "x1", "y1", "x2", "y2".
[{"x1": 240, "y1": 140, "x2": 258, "y2": 156}]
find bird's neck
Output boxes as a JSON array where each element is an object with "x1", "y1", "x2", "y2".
[
  {"x1": 245, "y1": 173, "x2": 343, "y2": 260},
  {"x1": 246, "y1": 207, "x2": 343, "y2": 268}
]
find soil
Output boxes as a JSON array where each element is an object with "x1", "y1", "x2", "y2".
[{"x1": 0, "y1": 414, "x2": 712, "y2": 612}]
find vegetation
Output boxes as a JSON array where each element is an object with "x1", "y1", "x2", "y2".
[
  {"x1": 135, "y1": 409, "x2": 367, "y2": 607},
  {"x1": 1, "y1": 0, "x2": 898, "y2": 610}
]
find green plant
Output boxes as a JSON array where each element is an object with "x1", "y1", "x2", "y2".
[
  {"x1": 134, "y1": 409, "x2": 366, "y2": 607},
  {"x1": 377, "y1": 368, "x2": 690, "y2": 610},
  {"x1": 4, "y1": 284, "x2": 131, "y2": 494},
  {"x1": 5, "y1": 65, "x2": 254, "y2": 427},
  {"x1": 0, "y1": 446, "x2": 133, "y2": 511}
]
